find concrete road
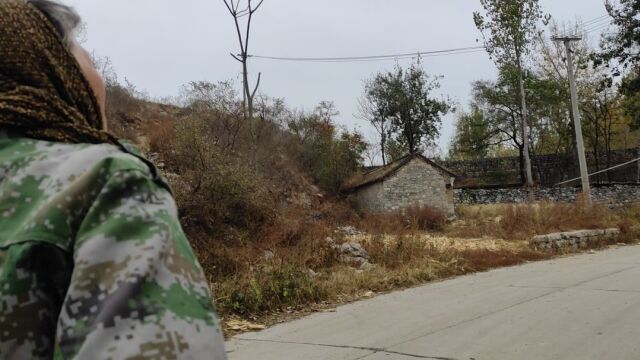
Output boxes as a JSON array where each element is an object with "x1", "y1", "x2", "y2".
[{"x1": 226, "y1": 245, "x2": 640, "y2": 360}]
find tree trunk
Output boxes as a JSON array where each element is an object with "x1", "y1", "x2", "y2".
[
  {"x1": 518, "y1": 146, "x2": 525, "y2": 185},
  {"x1": 380, "y1": 113, "x2": 387, "y2": 165},
  {"x1": 516, "y1": 56, "x2": 534, "y2": 190},
  {"x1": 381, "y1": 135, "x2": 387, "y2": 165},
  {"x1": 243, "y1": 60, "x2": 249, "y2": 118}
]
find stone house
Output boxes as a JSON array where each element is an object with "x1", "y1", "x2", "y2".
[{"x1": 342, "y1": 153, "x2": 457, "y2": 216}]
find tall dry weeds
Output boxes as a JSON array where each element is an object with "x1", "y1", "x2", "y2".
[{"x1": 450, "y1": 202, "x2": 619, "y2": 240}]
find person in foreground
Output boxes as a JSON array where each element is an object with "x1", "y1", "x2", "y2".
[{"x1": 0, "y1": 0, "x2": 227, "y2": 358}]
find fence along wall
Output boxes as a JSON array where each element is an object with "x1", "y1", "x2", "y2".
[
  {"x1": 444, "y1": 148, "x2": 640, "y2": 187},
  {"x1": 455, "y1": 184, "x2": 640, "y2": 206}
]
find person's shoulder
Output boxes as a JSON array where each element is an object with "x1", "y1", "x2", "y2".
[
  {"x1": 3, "y1": 137, "x2": 167, "y2": 189},
  {"x1": 0, "y1": 137, "x2": 173, "y2": 211}
]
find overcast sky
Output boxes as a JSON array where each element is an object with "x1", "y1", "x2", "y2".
[{"x1": 67, "y1": 0, "x2": 611, "y2": 155}]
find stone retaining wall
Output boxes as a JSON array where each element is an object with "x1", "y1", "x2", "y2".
[
  {"x1": 455, "y1": 184, "x2": 640, "y2": 207},
  {"x1": 531, "y1": 229, "x2": 621, "y2": 251}
]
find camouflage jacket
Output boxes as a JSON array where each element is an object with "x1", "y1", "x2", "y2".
[{"x1": 0, "y1": 134, "x2": 226, "y2": 359}]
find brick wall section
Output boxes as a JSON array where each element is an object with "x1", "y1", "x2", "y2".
[{"x1": 351, "y1": 158, "x2": 455, "y2": 216}]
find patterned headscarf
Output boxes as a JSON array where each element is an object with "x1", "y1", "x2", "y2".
[{"x1": 0, "y1": 0, "x2": 117, "y2": 144}]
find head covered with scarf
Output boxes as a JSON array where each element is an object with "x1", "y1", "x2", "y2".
[{"x1": 0, "y1": 0, "x2": 117, "y2": 144}]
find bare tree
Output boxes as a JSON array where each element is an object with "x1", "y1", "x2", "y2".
[
  {"x1": 223, "y1": 0, "x2": 264, "y2": 119},
  {"x1": 357, "y1": 95, "x2": 389, "y2": 165}
]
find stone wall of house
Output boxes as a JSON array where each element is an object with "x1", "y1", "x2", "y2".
[
  {"x1": 350, "y1": 181, "x2": 385, "y2": 213},
  {"x1": 351, "y1": 158, "x2": 454, "y2": 216},
  {"x1": 455, "y1": 184, "x2": 640, "y2": 207}
]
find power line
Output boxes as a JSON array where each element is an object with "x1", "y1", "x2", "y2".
[
  {"x1": 582, "y1": 14, "x2": 609, "y2": 26},
  {"x1": 267, "y1": 51, "x2": 488, "y2": 64},
  {"x1": 248, "y1": 46, "x2": 486, "y2": 63},
  {"x1": 586, "y1": 23, "x2": 612, "y2": 35},
  {"x1": 585, "y1": 19, "x2": 612, "y2": 31},
  {"x1": 585, "y1": 20, "x2": 611, "y2": 32},
  {"x1": 583, "y1": 15, "x2": 609, "y2": 27},
  {"x1": 248, "y1": 13, "x2": 612, "y2": 64},
  {"x1": 252, "y1": 49, "x2": 487, "y2": 64}
]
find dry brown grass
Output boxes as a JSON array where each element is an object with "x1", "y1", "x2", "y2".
[
  {"x1": 358, "y1": 205, "x2": 447, "y2": 235},
  {"x1": 204, "y1": 201, "x2": 640, "y2": 336},
  {"x1": 449, "y1": 202, "x2": 619, "y2": 240}
]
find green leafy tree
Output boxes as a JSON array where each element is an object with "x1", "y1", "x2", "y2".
[
  {"x1": 466, "y1": 66, "x2": 567, "y2": 182},
  {"x1": 597, "y1": 0, "x2": 640, "y2": 77},
  {"x1": 363, "y1": 61, "x2": 450, "y2": 156},
  {"x1": 449, "y1": 107, "x2": 497, "y2": 160},
  {"x1": 288, "y1": 102, "x2": 367, "y2": 193},
  {"x1": 385, "y1": 138, "x2": 409, "y2": 163},
  {"x1": 594, "y1": 1, "x2": 640, "y2": 128},
  {"x1": 474, "y1": 0, "x2": 550, "y2": 187},
  {"x1": 620, "y1": 72, "x2": 640, "y2": 129}
]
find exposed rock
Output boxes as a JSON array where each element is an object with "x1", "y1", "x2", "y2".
[
  {"x1": 329, "y1": 239, "x2": 375, "y2": 269},
  {"x1": 339, "y1": 241, "x2": 370, "y2": 260},
  {"x1": 263, "y1": 250, "x2": 275, "y2": 261},
  {"x1": 359, "y1": 262, "x2": 377, "y2": 271},
  {"x1": 335, "y1": 226, "x2": 365, "y2": 237},
  {"x1": 305, "y1": 269, "x2": 319, "y2": 278},
  {"x1": 340, "y1": 255, "x2": 369, "y2": 267},
  {"x1": 325, "y1": 237, "x2": 337, "y2": 247}
]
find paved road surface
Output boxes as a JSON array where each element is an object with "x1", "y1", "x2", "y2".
[{"x1": 226, "y1": 245, "x2": 640, "y2": 360}]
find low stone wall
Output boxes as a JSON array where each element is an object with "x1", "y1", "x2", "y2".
[
  {"x1": 455, "y1": 184, "x2": 640, "y2": 207},
  {"x1": 531, "y1": 229, "x2": 621, "y2": 251}
]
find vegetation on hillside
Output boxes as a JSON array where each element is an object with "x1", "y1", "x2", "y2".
[
  {"x1": 449, "y1": 18, "x2": 640, "y2": 185},
  {"x1": 100, "y1": 72, "x2": 640, "y2": 335},
  {"x1": 92, "y1": 0, "x2": 640, "y2": 335}
]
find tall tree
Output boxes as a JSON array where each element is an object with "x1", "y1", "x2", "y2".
[
  {"x1": 466, "y1": 66, "x2": 563, "y2": 182},
  {"x1": 449, "y1": 107, "x2": 498, "y2": 160},
  {"x1": 598, "y1": 0, "x2": 640, "y2": 77},
  {"x1": 620, "y1": 72, "x2": 640, "y2": 129},
  {"x1": 358, "y1": 75, "x2": 393, "y2": 165},
  {"x1": 223, "y1": 0, "x2": 264, "y2": 119},
  {"x1": 596, "y1": 0, "x2": 640, "y2": 128},
  {"x1": 362, "y1": 62, "x2": 450, "y2": 157},
  {"x1": 474, "y1": 0, "x2": 549, "y2": 188}
]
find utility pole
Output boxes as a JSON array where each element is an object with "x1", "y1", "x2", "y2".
[{"x1": 553, "y1": 36, "x2": 591, "y2": 204}]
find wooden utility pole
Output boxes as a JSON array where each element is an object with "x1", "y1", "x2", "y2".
[{"x1": 554, "y1": 36, "x2": 591, "y2": 204}]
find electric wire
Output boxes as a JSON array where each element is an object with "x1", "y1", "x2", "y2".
[
  {"x1": 586, "y1": 23, "x2": 613, "y2": 35},
  {"x1": 248, "y1": 46, "x2": 486, "y2": 63},
  {"x1": 282, "y1": 49, "x2": 488, "y2": 63},
  {"x1": 247, "y1": 13, "x2": 613, "y2": 64},
  {"x1": 582, "y1": 14, "x2": 609, "y2": 26},
  {"x1": 583, "y1": 17, "x2": 611, "y2": 30}
]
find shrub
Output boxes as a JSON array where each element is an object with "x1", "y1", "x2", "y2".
[
  {"x1": 286, "y1": 110, "x2": 367, "y2": 194},
  {"x1": 406, "y1": 205, "x2": 446, "y2": 231},
  {"x1": 215, "y1": 262, "x2": 326, "y2": 315},
  {"x1": 171, "y1": 117, "x2": 275, "y2": 235},
  {"x1": 144, "y1": 117, "x2": 176, "y2": 158}
]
